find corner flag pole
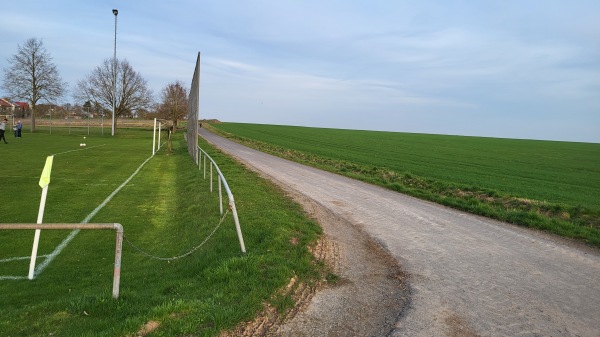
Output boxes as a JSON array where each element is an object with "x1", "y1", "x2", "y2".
[{"x1": 28, "y1": 155, "x2": 54, "y2": 280}]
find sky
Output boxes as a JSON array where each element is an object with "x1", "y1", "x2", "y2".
[{"x1": 1, "y1": 1, "x2": 599, "y2": 143}]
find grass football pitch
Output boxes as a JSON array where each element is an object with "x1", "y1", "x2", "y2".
[{"x1": 0, "y1": 129, "x2": 322, "y2": 336}]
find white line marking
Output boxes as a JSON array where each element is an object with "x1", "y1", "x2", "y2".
[
  {"x1": 32, "y1": 154, "x2": 154, "y2": 278},
  {"x1": 2, "y1": 143, "x2": 157, "y2": 280},
  {"x1": 0, "y1": 276, "x2": 28, "y2": 280},
  {"x1": 53, "y1": 144, "x2": 106, "y2": 156},
  {"x1": 0, "y1": 254, "x2": 50, "y2": 263}
]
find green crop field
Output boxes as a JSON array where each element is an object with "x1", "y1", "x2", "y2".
[
  {"x1": 209, "y1": 122, "x2": 600, "y2": 246},
  {"x1": 0, "y1": 129, "x2": 323, "y2": 336}
]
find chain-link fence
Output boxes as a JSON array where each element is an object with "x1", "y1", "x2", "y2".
[{"x1": 12, "y1": 118, "x2": 156, "y2": 136}]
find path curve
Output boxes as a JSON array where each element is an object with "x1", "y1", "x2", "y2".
[{"x1": 201, "y1": 129, "x2": 600, "y2": 337}]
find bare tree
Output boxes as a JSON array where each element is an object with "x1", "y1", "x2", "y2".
[
  {"x1": 2, "y1": 38, "x2": 66, "y2": 131},
  {"x1": 158, "y1": 81, "x2": 188, "y2": 133},
  {"x1": 74, "y1": 58, "x2": 153, "y2": 132}
]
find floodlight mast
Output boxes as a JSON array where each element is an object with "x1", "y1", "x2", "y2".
[{"x1": 112, "y1": 9, "x2": 118, "y2": 136}]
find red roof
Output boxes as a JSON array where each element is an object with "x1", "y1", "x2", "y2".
[
  {"x1": 0, "y1": 98, "x2": 14, "y2": 107},
  {"x1": 14, "y1": 101, "x2": 29, "y2": 109}
]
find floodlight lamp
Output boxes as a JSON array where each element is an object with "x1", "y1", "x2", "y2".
[{"x1": 113, "y1": 9, "x2": 118, "y2": 16}]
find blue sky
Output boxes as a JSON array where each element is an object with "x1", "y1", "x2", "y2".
[{"x1": 1, "y1": 1, "x2": 599, "y2": 143}]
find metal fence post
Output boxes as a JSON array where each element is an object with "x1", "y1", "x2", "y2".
[
  {"x1": 230, "y1": 201, "x2": 246, "y2": 253},
  {"x1": 112, "y1": 223, "x2": 123, "y2": 299},
  {"x1": 196, "y1": 146, "x2": 247, "y2": 253},
  {"x1": 218, "y1": 175, "x2": 223, "y2": 214}
]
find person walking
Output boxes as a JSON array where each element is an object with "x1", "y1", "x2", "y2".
[
  {"x1": 15, "y1": 119, "x2": 22, "y2": 138},
  {"x1": 0, "y1": 118, "x2": 7, "y2": 144}
]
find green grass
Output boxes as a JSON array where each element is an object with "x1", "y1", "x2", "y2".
[
  {"x1": 0, "y1": 129, "x2": 323, "y2": 336},
  {"x1": 208, "y1": 122, "x2": 600, "y2": 246}
]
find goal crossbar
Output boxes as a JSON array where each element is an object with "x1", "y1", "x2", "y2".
[{"x1": 0, "y1": 223, "x2": 124, "y2": 299}]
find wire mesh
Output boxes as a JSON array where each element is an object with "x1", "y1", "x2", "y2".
[{"x1": 186, "y1": 52, "x2": 200, "y2": 162}]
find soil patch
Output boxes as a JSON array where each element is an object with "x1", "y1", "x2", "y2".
[{"x1": 220, "y1": 187, "x2": 408, "y2": 336}]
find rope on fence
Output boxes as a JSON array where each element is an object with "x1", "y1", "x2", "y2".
[{"x1": 123, "y1": 208, "x2": 230, "y2": 261}]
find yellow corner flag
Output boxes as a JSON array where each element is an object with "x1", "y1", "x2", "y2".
[{"x1": 39, "y1": 155, "x2": 54, "y2": 188}]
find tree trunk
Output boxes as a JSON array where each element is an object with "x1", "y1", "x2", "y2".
[
  {"x1": 30, "y1": 106, "x2": 36, "y2": 132},
  {"x1": 167, "y1": 128, "x2": 172, "y2": 152}
]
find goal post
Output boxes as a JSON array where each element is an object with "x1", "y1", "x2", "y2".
[
  {"x1": 0, "y1": 223, "x2": 124, "y2": 299},
  {"x1": 152, "y1": 118, "x2": 168, "y2": 155}
]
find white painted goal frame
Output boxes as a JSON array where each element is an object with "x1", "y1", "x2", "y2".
[{"x1": 0, "y1": 223, "x2": 124, "y2": 299}]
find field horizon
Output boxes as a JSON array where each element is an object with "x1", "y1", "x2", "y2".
[{"x1": 206, "y1": 120, "x2": 600, "y2": 145}]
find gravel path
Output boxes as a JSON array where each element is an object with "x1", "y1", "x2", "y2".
[{"x1": 201, "y1": 129, "x2": 600, "y2": 337}]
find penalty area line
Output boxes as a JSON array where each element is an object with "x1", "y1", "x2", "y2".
[
  {"x1": 0, "y1": 254, "x2": 50, "y2": 263},
  {"x1": 31, "y1": 154, "x2": 155, "y2": 279},
  {"x1": 0, "y1": 275, "x2": 28, "y2": 280},
  {"x1": 0, "y1": 256, "x2": 48, "y2": 281},
  {"x1": 53, "y1": 144, "x2": 107, "y2": 156}
]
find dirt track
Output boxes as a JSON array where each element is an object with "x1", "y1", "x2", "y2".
[{"x1": 201, "y1": 129, "x2": 600, "y2": 337}]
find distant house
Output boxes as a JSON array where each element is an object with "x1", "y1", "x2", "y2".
[
  {"x1": 13, "y1": 101, "x2": 29, "y2": 117},
  {"x1": 0, "y1": 98, "x2": 15, "y2": 114}
]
